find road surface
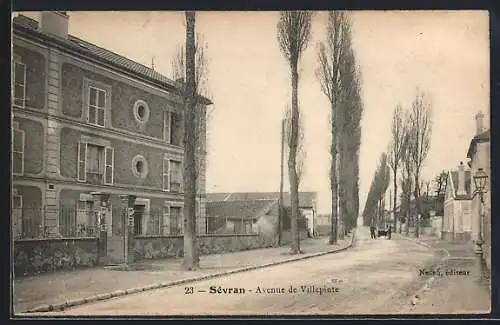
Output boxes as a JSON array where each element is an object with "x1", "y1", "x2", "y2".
[{"x1": 33, "y1": 228, "x2": 441, "y2": 316}]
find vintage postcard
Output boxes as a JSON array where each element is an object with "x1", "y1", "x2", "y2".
[{"x1": 11, "y1": 10, "x2": 491, "y2": 316}]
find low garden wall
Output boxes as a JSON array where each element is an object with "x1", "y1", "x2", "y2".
[
  {"x1": 135, "y1": 233, "x2": 276, "y2": 260},
  {"x1": 14, "y1": 230, "x2": 311, "y2": 275},
  {"x1": 314, "y1": 225, "x2": 331, "y2": 237},
  {"x1": 13, "y1": 237, "x2": 99, "y2": 277}
]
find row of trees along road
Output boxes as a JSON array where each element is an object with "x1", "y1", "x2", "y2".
[
  {"x1": 363, "y1": 89, "x2": 433, "y2": 238},
  {"x1": 180, "y1": 11, "x2": 365, "y2": 268},
  {"x1": 277, "y1": 11, "x2": 363, "y2": 252}
]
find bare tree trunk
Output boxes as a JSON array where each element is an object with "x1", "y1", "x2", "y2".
[
  {"x1": 338, "y1": 152, "x2": 345, "y2": 240},
  {"x1": 329, "y1": 107, "x2": 338, "y2": 245},
  {"x1": 278, "y1": 118, "x2": 285, "y2": 246},
  {"x1": 288, "y1": 65, "x2": 300, "y2": 253},
  {"x1": 182, "y1": 11, "x2": 199, "y2": 270},
  {"x1": 393, "y1": 172, "x2": 398, "y2": 233},
  {"x1": 405, "y1": 191, "x2": 411, "y2": 235},
  {"x1": 415, "y1": 175, "x2": 420, "y2": 238}
]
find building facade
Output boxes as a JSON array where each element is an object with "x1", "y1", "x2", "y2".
[
  {"x1": 442, "y1": 162, "x2": 472, "y2": 242},
  {"x1": 467, "y1": 111, "x2": 491, "y2": 271},
  {"x1": 12, "y1": 12, "x2": 210, "y2": 263}
]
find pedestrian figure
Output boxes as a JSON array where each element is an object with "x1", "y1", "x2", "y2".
[
  {"x1": 370, "y1": 226, "x2": 376, "y2": 239},
  {"x1": 387, "y1": 226, "x2": 392, "y2": 240}
]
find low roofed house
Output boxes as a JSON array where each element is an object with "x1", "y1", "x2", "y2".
[
  {"x1": 442, "y1": 162, "x2": 473, "y2": 242},
  {"x1": 206, "y1": 192, "x2": 317, "y2": 237},
  {"x1": 206, "y1": 199, "x2": 278, "y2": 235}
]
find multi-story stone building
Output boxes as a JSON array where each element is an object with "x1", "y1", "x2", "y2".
[
  {"x1": 11, "y1": 12, "x2": 210, "y2": 262},
  {"x1": 467, "y1": 111, "x2": 491, "y2": 271}
]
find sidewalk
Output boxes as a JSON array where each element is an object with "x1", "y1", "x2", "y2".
[
  {"x1": 14, "y1": 233, "x2": 354, "y2": 314},
  {"x1": 398, "y1": 233, "x2": 491, "y2": 314}
]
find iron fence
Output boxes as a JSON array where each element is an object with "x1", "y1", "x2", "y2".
[
  {"x1": 12, "y1": 206, "x2": 100, "y2": 240},
  {"x1": 144, "y1": 213, "x2": 256, "y2": 236}
]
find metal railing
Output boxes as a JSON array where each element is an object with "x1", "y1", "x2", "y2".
[{"x1": 12, "y1": 206, "x2": 100, "y2": 240}]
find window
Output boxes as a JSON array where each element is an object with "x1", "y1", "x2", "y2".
[
  {"x1": 76, "y1": 200, "x2": 95, "y2": 236},
  {"x1": 12, "y1": 192, "x2": 23, "y2": 238},
  {"x1": 170, "y1": 206, "x2": 183, "y2": 235},
  {"x1": 13, "y1": 61, "x2": 26, "y2": 107},
  {"x1": 13, "y1": 123, "x2": 25, "y2": 175},
  {"x1": 162, "y1": 206, "x2": 170, "y2": 235},
  {"x1": 133, "y1": 100, "x2": 150, "y2": 124},
  {"x1": 150, "y1": 212, "x2": 162, "y2": 235},
  {"x1": 170, "y1": 112, "x2": 182, "y2": 146},
  {"x1": 169, "y1": 160, "x2": 182, "y2": 193},
  {"x1": 131, "y1": 155, "x2": 148, "y2": 179},
  {"x1": 77, "y1": 142, "x2": 114, "y2": 184},
  {"x1": 87, "y1": 86, "x2": 106, "y2": 127},
  {"x1": 163, "y1": 111, "x2": 171, "y2": 143}
]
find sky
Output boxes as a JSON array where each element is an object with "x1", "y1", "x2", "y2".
[{"x1": 16, "y1": 11, "x2": 490, "y2": 214}]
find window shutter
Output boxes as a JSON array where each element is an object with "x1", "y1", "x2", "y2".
[
  {"x1": 77, "y1": 142, "x2": 87, "y2": 182},
  {"x1": 179, "y1": 161, "x2": 184, "y2": 192},
  {"x1": 163, "y1": 158, "x2": 170, "y2": 191},
  {"x1": 104, "y1": 147, "x2": 114, "y2": 184},
  {"x1": 164, "y1": 111, "x2": 171, "y2": 143},
  {"x1": 13, "y1": 129, "x2": 24, "y2": 175}
]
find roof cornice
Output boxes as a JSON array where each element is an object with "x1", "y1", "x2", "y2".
[{"x1": 13, "y1": 23, "x2": 213, "y2": 106}]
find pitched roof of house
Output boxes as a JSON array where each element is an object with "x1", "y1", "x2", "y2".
[
  {"x1": 467, "y1": 129, "x2": 490, "y2": 159},
  {"x1": 13, "y1": 14, "x2": 212, "y2": 105},
  {"x1": 206, "y1": 192, "x2": 317, "y2": 209},
  {"x1": 448, "y1": 170, "x2": 473, "y2": 200},
  {"x1": 206, "y1": 199, "x2": 278, "y2": 219}
]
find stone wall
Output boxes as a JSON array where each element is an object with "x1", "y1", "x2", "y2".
[
  {"x1": 13, "y1": 238, "x2": 99, "y2": 277},
  {"x1": 314, "y1": 225, "x2": 331, "y2": 236},
  {"x1": 134, "y1": 234, "x2": 276, "y2": 260}
]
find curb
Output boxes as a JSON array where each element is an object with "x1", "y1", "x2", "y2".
[
  {"x1": 398, "y1": 234, "x2": 451, "y2": 308},
  {"x1": 25, "y1": 228, "x2": 357, "y2": 314}
]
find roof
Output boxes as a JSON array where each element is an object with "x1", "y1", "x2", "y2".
[
  {"x1": 12, "y1": 14, "x2": 212, "y2": 105},
  {"x1": 448, "y1": 170, "x2": 473, "y2": 200},
  {"x1": 206, "y1": 192, "x2": 317, "y2": 209},
  {"x1": 467, "y1": 129, "x2": 490, "y2": 159},
  {"x1": 206, "y1": 199, "x2": 278, "y2": 219}
]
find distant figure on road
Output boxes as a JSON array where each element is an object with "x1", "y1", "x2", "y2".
[
  {"x1": 370, "y1": 226, "x2": 376, "y2": 239},
  {"x1": 387, "y1": 226, "x2": 392, "y2": 240}
]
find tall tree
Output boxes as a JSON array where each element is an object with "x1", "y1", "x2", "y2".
[
  {"x1": 408, "y1": 90, "x2": 433, "y2": 238},
  {"x1": 284, "y1": 105, "x2": 307, "y2": 186},
  {"x1": 400, "y1": 111, "x2": 415, "y2": 235},
  {"x1": 172, "y1": 23, "x2": 211, "y2": 269},
  {"x1": 277, "y1": 11, "x2": 312, "y2": 253},
  {"x1": 171, "y1": 33, "x2": 211, "y2": 191},
  {"x1": 316, "y1": 11, "x2": 351, "y2": 244},
  {"x1": 337, "y1": 21, "x2": 362, "y2": 238},
  {"x1": 181, "y1": 11, "x2": 199, "y2": 270},
  {"x1": 362, "y1": 152, "x2": 390, "y2": 227},
  {"x1": 433, "y1": 171, "x2": 447, "y2": 216},
  {"x1": 387, "y1": 103, "x2": 405, "y2": 232}
]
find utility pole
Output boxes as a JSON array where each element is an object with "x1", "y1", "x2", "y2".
[{"x1": 278, "y1": 118, "x2": 285, "y2": 246}]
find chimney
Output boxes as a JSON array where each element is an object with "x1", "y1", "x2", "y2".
[
  {"x1": 457, "y1": 161, "x2": 466, "y2": 196},
  {"x1": 39, "y1": 11, "x2": 69, "y2": 39},
  {"x1": 475, "y1": 111, "x2": 485, "y2": 135}
]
